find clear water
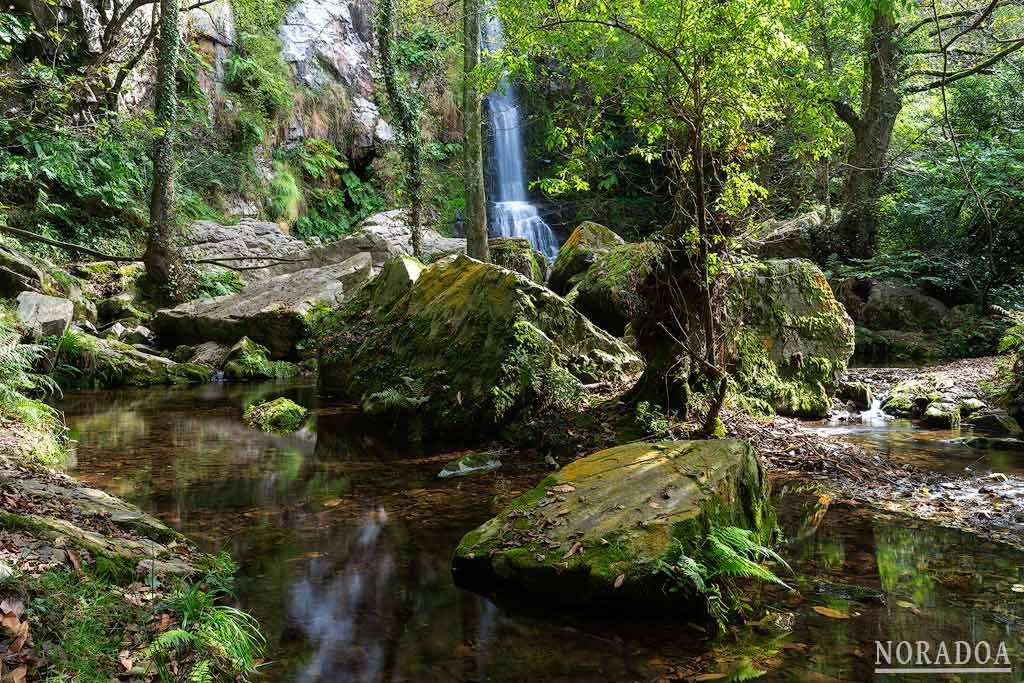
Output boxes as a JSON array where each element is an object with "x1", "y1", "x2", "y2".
[
  {"x1": 58, "y1": 381, "x2": 1024, "y2": 681},
  {"x1": 481, "y1": 14, "x2": 560, "y2": 260}
]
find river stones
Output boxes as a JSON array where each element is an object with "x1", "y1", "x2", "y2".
[
  {"x1": 967, "y1": 410, "x2": 1023, "y2": 436},
  {"x1": 319, "y1": 254, "x2": 642, "y2": 432},
  {"x1": 547, "y1": 221, "x2": 624, "y2": 295},
  {"x1": 838, "y1": 381, "x2": 873, "y2": 411},
  {"x1": 922, "y1": 401, "x2": 961, "y2": 429},
  {"x1": 153, "y1": 252, "x2": 373, "y2": 358},
  {"x1": 452, "y1": 440, "x2": 773, "y2": 609}
]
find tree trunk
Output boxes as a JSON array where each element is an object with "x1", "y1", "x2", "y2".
[
  {"x1": 833, "y1": 9, "x2": 901, "y2": 260},
  {"x1": 463, "y1": 0, "x2": 489, "y2": 262},
  {"x1": 145, "y1": 0, "x2": 182, "y2": 298},
  {"x1": 377, "y1": 0, "x2": 424, "y2": 260}
]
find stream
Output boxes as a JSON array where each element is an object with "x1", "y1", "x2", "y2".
[{"x1": 57, "y1": 380, "x2": 1024, "y2": 682}]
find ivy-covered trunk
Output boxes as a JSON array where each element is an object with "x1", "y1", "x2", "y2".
[
  {"x1": 833, "y1": 8, "x2": 901, "y2": 260},
  {"x1": 463, "y1": 0, "x2": 489, "y2": 262},
  {"x1": 146, "y1": 0, "x2": 182, "y2": 298},
  {"x1": 377, "y1": 0, "x2": 424, "y2": 260}
]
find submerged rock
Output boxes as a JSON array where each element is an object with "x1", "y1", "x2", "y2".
[
  {"x1": 547, "y1": 221, "x2": 624, "y2": 295},
  {"x1": 438, "y1": 453, "x2": 503, "y2": 479},
  {"x1": 452, "y1": 440, "x2": 773, "y2": 608},
  {"x1": 15, "y1": 292, "x2": 74, "y2": 339},
  {"x1": 319, "y1": 254, "x2": 642, "y2": 432},
  {"x1": 243, "y1": 397, "x2": 308, "y2": 433},
  {"x1": 153, "y1": 252, "x2": 373, "y2": 357},
  {"x1": 567, "y1": 242, "x2": 665, "y2": 336},
  {"x1": 729, "y1": 259, "x2": 855, "y2": 418}
]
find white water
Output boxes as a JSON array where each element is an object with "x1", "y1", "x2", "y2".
[{"x1": 481, "y1": 13, "x2": 561, "y2": 260}]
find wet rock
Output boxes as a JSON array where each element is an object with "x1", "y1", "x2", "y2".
[
  {"x1": 452, "y1": 440, "x2": 773, "y2": 608},
  {"x1": 959, "y1": 398, "x2": 986, "y2": 417},
  {"x1": 923, "y1": 401, "x2": 961, "y2": 429},
  {"x1": 15, "y1": 292, "x2": 74, "y2": 339},
  {"x1": 153, "y1": 252, "x2": 374, "y2": 358},
  {"x1": 186, "y1": 341, "x2": 232, "y2": 369},
  {"x1": 319, "y1": 254, "x2": 642, "y2": 432},
  {"x1": 489, "y1": 237, "x2": 548, "y2": 283},
  {"x1": 968, "y1": 411, "x2": 1023, "y2": 436},
  {"x1": 730, "y1": 259, "x2": 855, "y2": 418},
  {"x1": 547, "y1": 221, "x2": 624, "y2": 295},
  {"x1": 566, "y1": 242, "x2": 665, "y2": 336},
  {"x1": 882, "y1": 374, "x2": 955, "y2": 418},
  {"x1": 438, "y1": 453, "x2": 503, "y2": 479},
  {"x1": 954, "y1": 436, "x2": 1024, "y2": 451},
  {"x1": 243, "y1": 397, "x2": 308, "y2": 433},
  {"x1": 838, "y1": 381, "x2": 873, "y2": 411}
]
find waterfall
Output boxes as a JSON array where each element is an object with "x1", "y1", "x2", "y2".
[{"x1": 481, "y1": 13, "x2": 561, "y2": 260}]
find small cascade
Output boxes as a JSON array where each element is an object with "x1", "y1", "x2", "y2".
[
  {"x1": 481, "y1": 13, "x2": 560, "y2": 260},
  {"x1": 858, "y1": 396, "x2": 890, "y2": 426}
]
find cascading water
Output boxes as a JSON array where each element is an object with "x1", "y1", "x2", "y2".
[{"x1": 481, "y1": 13, "x2": 561, "y2": 260}]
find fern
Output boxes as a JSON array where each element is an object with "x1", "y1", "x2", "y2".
[
  {"x1": 188, "y1": 659, "x2": 213, "y2": 683},
  {"x1": 998, "y1": 325, "x2": 1024, "y2": 354}
]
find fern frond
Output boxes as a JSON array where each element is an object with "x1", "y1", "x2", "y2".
[
  {"x1": 189, "y1": 659, "x2": 214, "y2": 683},
  {"x1": 710, "y1": 526, "x2": 792, "y2": 574},
  {"x1": 705, "y1": 535, "x2": 790, "y2": 589},
  {"x1": 143, "y1": 628, "x2": 196, "y2": 657}
]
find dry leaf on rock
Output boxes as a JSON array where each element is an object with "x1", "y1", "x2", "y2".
[{"x1": 812, "y1": 606, "x2": 850, "y2": 619}]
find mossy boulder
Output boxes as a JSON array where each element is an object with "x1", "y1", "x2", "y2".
[
  {"x1": 489, "y1": 237, "x2": 549, "y2": 283},
  {"x1": 452, "y1": 440, "x2": 774, "y2": 609},
  {"x1": 223, "y1": 337, "x2": 300, "y2": 381},
  {"x1": 243, "y1": 397, "x2": 308, "y2": 433},
  {"x1": 547, "y1": 221, "x2": 624, "y2": 295},
  {"x1": 967, "y1": 410, "x2": 1022, "y2": 435},
  {"x1": 728, "y1": 260, "x2": 855, "y2": 418},
  {"x1": 319, "y1": 254, "x2": 642, "y2": 433},
  {"x1": 838, "y1": 381, "x2": 873, "y2": 411},
  {"x1": 567, "y1": 242, "x2": 665, "y2": 336},
  {"x1": 922, "y1": 401, "x2": 961, "y2": 429}
]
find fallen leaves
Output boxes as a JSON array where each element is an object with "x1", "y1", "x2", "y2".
[
  {"x1": 1011, "y1": 584, "x2": 1024, "y2": 593},
  {"x1": 562, "y1": 541, "x2": 582, "y2": 559},
  {"x1": 812, "y1": 606, "x2": 850, "y2": 619},
  {"x1": 614, "y1": 573, "x2": 625, "y2": 589}
]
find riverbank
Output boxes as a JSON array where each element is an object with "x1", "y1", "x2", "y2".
[{"x1": 0, "y1": 429, "x2": 264, "y2": 680}]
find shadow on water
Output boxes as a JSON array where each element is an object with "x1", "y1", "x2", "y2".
[{"x1": 58, "y1": 382, "x2": 1024, "y2": 681}]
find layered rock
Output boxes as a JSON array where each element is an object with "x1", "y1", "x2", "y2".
[
  {"x1": 547, "y1": 221, "x2": 624, "y2": 294},
  {"x1": 452, "y1": 440, "x2": 773, "y2": 608},
  {"x1": 153, "y1": 252, "x2": 374, "y2": 357},
  {"x1": 319, "y1": 254, "x2": 642, "y2": 431},
  {"x1": 15, "y1": 292, "x2": 73, "y2": 339},
  {"x1": 729, "y1": 259, "x2": 855, "y2": 418}
]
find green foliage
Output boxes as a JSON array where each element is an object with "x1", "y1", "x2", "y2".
[
  {"x1": 492, "y1": 322, "x2": 584, "y2": 422},
  {"x1": 998, "y1": 325, "x2": 1024, "y2": 354},
  {"x1": 654, "y1": 526, "x2": 791, "y2": 632},
  {"x1": 634, "y1": 400, "x2": 672, "y2": 438},
  {"x1": 364, "y1": 375, "x2": 429, "y2": 414},
  {"x1": 225, "y1": 33, "x2": 293, "y2": 122},
  {"x1": 195, "y1": 269, "x2": 246, "y2": 299}
]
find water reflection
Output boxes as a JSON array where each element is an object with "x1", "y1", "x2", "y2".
[{"x1": 59, "y1": 383, "x2": 1024, "y2": 682}]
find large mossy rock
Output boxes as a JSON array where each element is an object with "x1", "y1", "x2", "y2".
[
  {"x1": 452, "y1": 440, "x2": 773, "y2": 609},
  {"x1": 729, "y1": 259, "x2": 855, "y2": 418},
  {"x1": 222, "y1": 336, "x2": 300, "y2": 380},
  {"x1": 319, "y1": 254, "x2": 642, "y2": 432},
  {"x1": 153, "y1": 252, "x2": 373, "y2": 358},
  {"x1": 547, "y1": 222, "x2": 624, "y2": 295},
  {"x1": 881, "y1": 374, "x2": 955, "y2": 418},
  {"x1": 567, "y1": 242, "x2": 665, "y2": 336},
  {"x1": 243, "y1": 397, "x2": 308, "y2": 433},
  {"x1": 56, "y1": 335, "x2": 212, "y2": 389},
  {"x1": 489, "y1": 237, "x2": 549, "y2": 283}
]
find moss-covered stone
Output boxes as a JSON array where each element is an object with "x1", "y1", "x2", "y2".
[
  {"x1": 53, "y1": 333, "x2": 212, "y2": 389},
  {"x1": 568, "y1": 242, "x2": 665, "y2": 336},
  {"x1": 922, "y1": 402, "x2": 961, "y2": 428},
  {"x1": 319, "y1": 255, "x2": 642, "y2": 433},
  {"x1": 728, "y1": 259, "x2": 855, "y2": 418},
  {"x1": 489, "y1": 237, "x2": 549, "y2": 284},
  {"x1": 243, "y1": 397, "x2": 308, "y2": 433},
  {"x1": 838, "y1": 381, "x2": 873, "y2": 410},
  {"x1": 452, "y1": 440, "x2": 774, "y2": 609},
  {"x1": 882, "y1": 374, "x2": 955, "y2": 418},
  {"x1": 547, "y1": 221, "x2": 624, "y2": 294}
]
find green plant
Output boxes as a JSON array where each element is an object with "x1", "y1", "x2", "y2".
[
  {"x1": 634, "y1": 400, "x2": 672, "y2": 437},
  {"x1": 363, "y1": 375, "x2": 429, "y2": 414},
  {"x1": 654, "y1": 526, "x2": 791, "y2": 632},
  {"x1": 195, "y1": 269, "x2": 246, "y2": 299}
]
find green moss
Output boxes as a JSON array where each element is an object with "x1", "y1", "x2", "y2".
[
  {"x1": 490, "y1": 238, "x2": 547, "y2": 283},
  {"x1": 243, "y1": 397, "x2": 308, "y2": 433}
]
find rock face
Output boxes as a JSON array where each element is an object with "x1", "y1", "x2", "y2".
[
  {"x1": 319, "y1": 254, "x2": 642, "y2": 431},
  {"x1": 153, "y1": 252, "x2": 374, "y2": 357},
  {"x1": 547, "y1": 222, "x2": 624, "y2": 295},
  {"x1": 730, "y1": 260, "x2": 855, "y2": 418},
  {"x1": 567, "y1": 242, "x2": 664, "y2": 336},
  {"x1": 185, "y1": 210, "x2": 464, "y2": 282},
  {"x1": 452, "y1": 440, "x2": 773, "y2": 608},
  {"x1": 15, "y1": 292, "x2": 74, "y2": 339},
  {"x1": 0, "y1": 246, "x2": 52, "y2": 298},
  {"x1": 749, "y1": 209, "x2": 824, "y2": 260}
]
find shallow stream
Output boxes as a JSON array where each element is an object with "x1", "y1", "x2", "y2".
[{"x1": 58, "y1": 381, "x2": 1024, "y2": 681}]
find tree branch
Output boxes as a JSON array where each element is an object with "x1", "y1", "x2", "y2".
[
  {"x1": 830, "y1": 99, "x2": 861, "y2": 131},
  {"x1": 905, "y1": 37, "x2": 1024, "y2": 92}
]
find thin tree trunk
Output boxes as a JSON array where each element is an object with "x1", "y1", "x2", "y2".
[
  {"x1": 463, "y1": 0, "x2": 489, "y2": 262},
  {"x1": 833, "y1": 9, "x2": 901, "y2": 260},
  {"x1": 377, "y1": 0, "x2": 424, "y2": 260},
  {"x1": 146, "y1": 0, "x2": 182, "y2": 298}
]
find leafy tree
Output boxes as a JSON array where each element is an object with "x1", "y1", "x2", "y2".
[{"x1": 492, "y1": 0, "x2": 830, "y2": 432}]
